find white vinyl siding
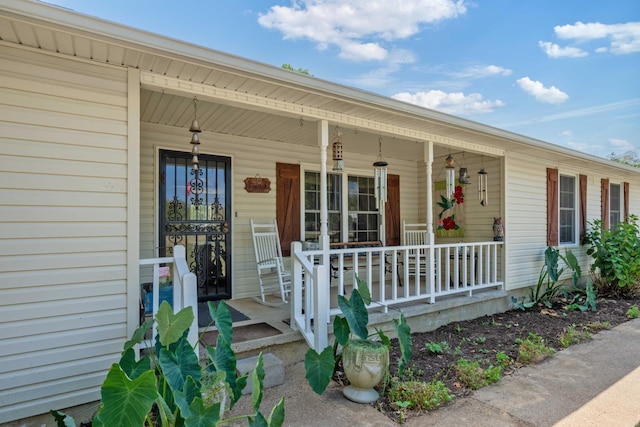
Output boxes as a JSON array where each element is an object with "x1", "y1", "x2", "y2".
[{"x1": 0, "y1": 47, "x2": 128, "y2": 422}]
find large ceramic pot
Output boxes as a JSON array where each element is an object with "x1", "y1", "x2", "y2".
[{"x1": 342, "y1": 339, "x2": 389, "y2": 403}]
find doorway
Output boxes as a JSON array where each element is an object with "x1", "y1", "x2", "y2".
[{"x1": 159, "y1": 150, "x2": 232, "y2": 301}]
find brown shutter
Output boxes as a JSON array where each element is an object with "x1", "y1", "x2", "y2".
[
  {"x1": 276, "y1": 163, "x2": 300, "y2": 257},
  {"x1": 547, "y1": 168, "x2": 558, "y2": 246},
  {"x1": 579, "y1": 174, "x2": 587, "y2": 244},
  {"x1": 601, "y1": 178, "x2": 610, "y2": 230},
  {"x1": 385, "y1": 174, "x2": 401, "y2": 246},
  {"x1": 624, "y1": 182, "x2": 630, "y2": 221}
]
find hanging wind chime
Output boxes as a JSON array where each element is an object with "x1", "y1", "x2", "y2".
[
  {"x1": 189, "y1": 98, "x2": 201, "y2": 172},
  {"x1": 445, "y1": 154, "x2": 456, "y2": 197},
  {"x1": 478, "y1": 157, "x2": 488, "y2": 206},
  {"x1": 373, "y1": 136, "x2": 388, "y2": 211}
]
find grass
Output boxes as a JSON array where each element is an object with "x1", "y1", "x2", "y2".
[
  {"x1": 516, "y1": 333, "x2": 555, "y2": 364},
  {"x1": 558, "y1": 324, "x2": 592, "y2": 348}
]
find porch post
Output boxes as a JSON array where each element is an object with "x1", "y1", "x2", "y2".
[
  {"x1": 318, "y1": 120, "x2": 331, "y2": 306},
  {"x1": 425, "y1": 141, "x2": 436, "y2": 303}
]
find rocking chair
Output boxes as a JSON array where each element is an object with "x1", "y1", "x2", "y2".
[{"x1": 250, "y1": 219, "x2": 292, "y2": 304}]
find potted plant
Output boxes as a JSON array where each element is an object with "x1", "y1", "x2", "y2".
[{"x1": 304, "y1": 275, "x2": 412, "y2": 403}]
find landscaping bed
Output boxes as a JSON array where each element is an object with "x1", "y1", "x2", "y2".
[{"x1": 372, "y1": 295, "x2": 640, "y2": 423}]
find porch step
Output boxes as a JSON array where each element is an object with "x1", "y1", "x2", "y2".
[{"x1": 236, "y1": 352, "x2": 284, "y2": 395}]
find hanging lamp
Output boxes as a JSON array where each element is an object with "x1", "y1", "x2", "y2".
[
  {"x1": 332, "y1": 126, "x2": 344, "y2": 171},
  {"x1": 445, "y1": 154, "x2": 455, "y2": 197},
  {"x1": 189, "y1": 98, "x2": 201, "y2": 172},
  {"x1": 373, "y1": 136, "x2": 388, "y2": 211}
]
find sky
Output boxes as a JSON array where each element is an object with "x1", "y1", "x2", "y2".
[{"x1": 45, "y1": 0, "x2": 640, "y2": 159}]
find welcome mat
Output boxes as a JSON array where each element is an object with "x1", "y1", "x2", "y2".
[
  {"x1": 200, "y1": 322, "x2": 282, "y2": 345},
  {"x1": 198, "y1": 301, "x2": 250, "y2": 328}
]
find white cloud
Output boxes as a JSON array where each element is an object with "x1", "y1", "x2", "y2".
[
  {"x1": 347, "y1": 49, "x2": 417, "y2": 87},
  {"x1": 451, "y1": 64, "x2": 513, "y2": 79},
  {"x1": 560, "y1": 130, "x2": 573, "y2": 137},
  {"x1": 554, "y1": 21, "x2": 640, "y2": 54},
  {"x1": 516, "y1": 77, "x2": 569, "y2": 104},
  {"x1": 392, "y1": 90, "x2": 505, "y2": 114},
  {"x1": 609, "y1": 138, "x2": 634, "y2": 151},
  {"x1": 258, "y1": 0, "x2": 467, "y2": 61},
  {"x1": 538, "y1": 41, "x2": 587, "y2": 58}
]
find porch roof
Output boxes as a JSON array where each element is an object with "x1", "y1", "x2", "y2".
[{"x1": 1, "y1": 0, "x2": 638, "y2": 173}]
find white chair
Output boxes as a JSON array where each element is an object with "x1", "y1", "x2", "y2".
[
  {"x1": 250, "y1": 219, "x2": 292, "y2": 304},
  {"x1": 403, "y1": 221, "x2": 428, "y2": 277}
]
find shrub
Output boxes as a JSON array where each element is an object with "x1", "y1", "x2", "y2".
[{"x1": 584, "y1": 215, "x2": 640, "y2": 297}]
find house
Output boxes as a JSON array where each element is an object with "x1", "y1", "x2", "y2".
[{"x1": 1, "y1": 0, "x2": 638, "y2": 424}]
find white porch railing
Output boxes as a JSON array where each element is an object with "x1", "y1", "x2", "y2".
[
  {"x1": 139, "y1": 245, "x2": 199, "y2": 354},
  {"x1": 291, "y1": 241, "x2": 504, "y2": 351}
]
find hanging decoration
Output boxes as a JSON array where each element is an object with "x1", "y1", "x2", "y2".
[
  {"x1": 434, "y1": 179, "x2": 465, "y2": 238},
  {"x1": 478, "y1": 157, "x2": 488, "y2": 206},
  {"x1": 189, "y1": 97, "x2": 201, "y2": 172},
  {"x1": 445, "y1": 155, "x2": 456, "y2": 197},
  {"x1": 332, "y1": 126, "x2": 344, "y2": 171},
  {"x1": 373, "y1": 136, "x2": 388, "y2": 211}
]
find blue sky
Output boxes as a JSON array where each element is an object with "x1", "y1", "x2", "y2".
[{"x1": 46, "y1": 0, "x2": 640, "y2": 159}]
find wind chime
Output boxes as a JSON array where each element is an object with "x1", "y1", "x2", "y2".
[
  {"x1": 445, "y1": 154, "x2": 456, "y2": 197},
  {"x1": 373, "y1": 136, "x2": 388, "y2": 211},
  {"x1": 478, "y1": 157, "x2": 488, "y2": 206},
  {"x1": 189, "y1": 98, "x2": 201, "y2": 172}
]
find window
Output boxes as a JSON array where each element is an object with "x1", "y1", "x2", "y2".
[
  {"x1": 547, "y1": 169, "x2": 585, "y2": 247},
  {"x1": 304, "y1": 171, "x2": 378, "y2": 243},
  {"x1": 559, "y1": 175, "x2": 577, "y2": 245},
  {"x1": 610, "y1": 183, "x2": 622, "y2": 228}
]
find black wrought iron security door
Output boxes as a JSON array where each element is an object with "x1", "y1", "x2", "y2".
[{"x1": 160, "y1": 150, "x2": 231, "y2": 301}]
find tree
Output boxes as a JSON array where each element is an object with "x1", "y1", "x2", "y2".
[
  {"x1": 608, "y1": 150, "x2": 640, "y2": 168},
  {"x1": 281, "y1": 64, "x2": 312, "y2": 76}
]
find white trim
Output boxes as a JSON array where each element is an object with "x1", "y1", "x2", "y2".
[
  {"x1": 558, "y1": 172, "x2": 579, "y2": 247},
  {"x1": 127, "y1": 68, "x2": 141, "y2": 339}
]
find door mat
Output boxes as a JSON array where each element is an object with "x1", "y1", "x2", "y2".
[
  {"x1": 198, "y1": 301, "x2": 250, "y2": 328},
  {"x1": 200, "y1": 322, "x2": 282, "y2": 345}
]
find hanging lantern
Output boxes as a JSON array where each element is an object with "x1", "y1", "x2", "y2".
[
  {"x1": 332, "y1": 126, "x2": 344, "y2": 171},
  {"x1": 189, "y1": 98, "x2": 201, "y2": 171},
  {"x1": 373, "y1": 137, "x2": 388, "y2": 211},
  {"x1": 459, "y1": 167, "x2": 471, "y2": 184},
  {"x1": 478, "y1": 168, "x2": 488, "y2": 206},
  {"x1": 445, "y1": 155, "x2": 455, "y2": 197}
]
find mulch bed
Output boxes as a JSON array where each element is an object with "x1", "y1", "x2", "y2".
[{"x1": 368, "y1": 295, "x2": 640, "y2": 423}]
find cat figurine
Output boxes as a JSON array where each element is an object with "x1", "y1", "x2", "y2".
[{"x1": 493, "y1": 217, "x2": 504, "y2": 242}]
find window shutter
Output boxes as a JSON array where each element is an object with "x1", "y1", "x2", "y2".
[
  {"x1": 601, "y1": 178, "x2": 609, "y2": 230},
  {"x1": 385, "y1": 174, "x2": 401, "y2": 246},
  {"x1": 624, "y1": 182, "x2": 630, "y2": 220},
  {"x1": 547, "y1": 168, "x2": 558, "y2": 246},
  {"x1": 579, "y1": 174, "x2": 587, "y2": 244},
  {"x1": 276, "y1": 163, "x2": 300, "y2": 257}
]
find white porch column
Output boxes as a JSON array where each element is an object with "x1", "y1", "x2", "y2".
[
  {"x1": 318, "y1": 120, "x2": 329, "y2": 248},
  {"x1": 425, "y1": 141, "x2": 436, "y2": 303}
]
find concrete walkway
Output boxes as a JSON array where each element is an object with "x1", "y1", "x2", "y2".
[{"x1": 225, "y1": 319, "x2": 640, "y2": 427}]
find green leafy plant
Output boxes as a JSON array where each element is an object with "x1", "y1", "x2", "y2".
[
  {"x1": 424, "y1": 341, "x2": 449, "y2": 354},
  {"x1": 452, "y1": 358, "x2": 501, "y2": 390},
  {"x1": 584, "y1": 215, "x2": 640, "y2": 296},
  {"x1": 304, "y1": 275, "x2": 412, "y2": 395},
  {"x1": 387, "y1": 379, "x2": 453, "y2": 411},
  {"x1": 495, "y1": 351, "x2": 511, "y2": 368},
  {"x1": 516, "y1": 333, "x2": 555, "y2": 364},
  {"x1": 558, "y1": 324, "x2": 592, "y2": 348},
  {"x1": 512, "y1": 247, "x2": 584, "y2": 310},
  {"x1": 52, "y1": 301, "x2": 285, "y2": 426},
  {"x1": 626, "y1": 305, "x2": 640, "y2": 319}
]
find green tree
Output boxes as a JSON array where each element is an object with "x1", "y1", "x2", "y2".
[
  {"x1": 281, "y1": 64, "x2": 312, "y2": 76},
  {"x1": 608, "y1": 150, "x2": 640, "y2": 168}
]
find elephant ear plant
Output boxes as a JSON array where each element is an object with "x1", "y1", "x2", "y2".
[
  {"x1": 51, "y1": 301, "x2": 285, "y2": 427},
  {"x1": 304, "y1": 275, "x2": 413, "y2": 396}
]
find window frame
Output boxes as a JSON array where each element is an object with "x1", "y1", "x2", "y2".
[
  {"x1": 301, "y1": 165, "x2": 380, "y2": 243},
  {"x1": 609, "y1": 182, "x2": 623, "y2": 228},
  {"x1": 558, "y1": 173, "x2": 579, "y2": 246}
]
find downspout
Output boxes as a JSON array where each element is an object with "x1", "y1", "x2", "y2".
[{"x1": 425, "y1": 141, "x2": 435, "y2": 303}]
